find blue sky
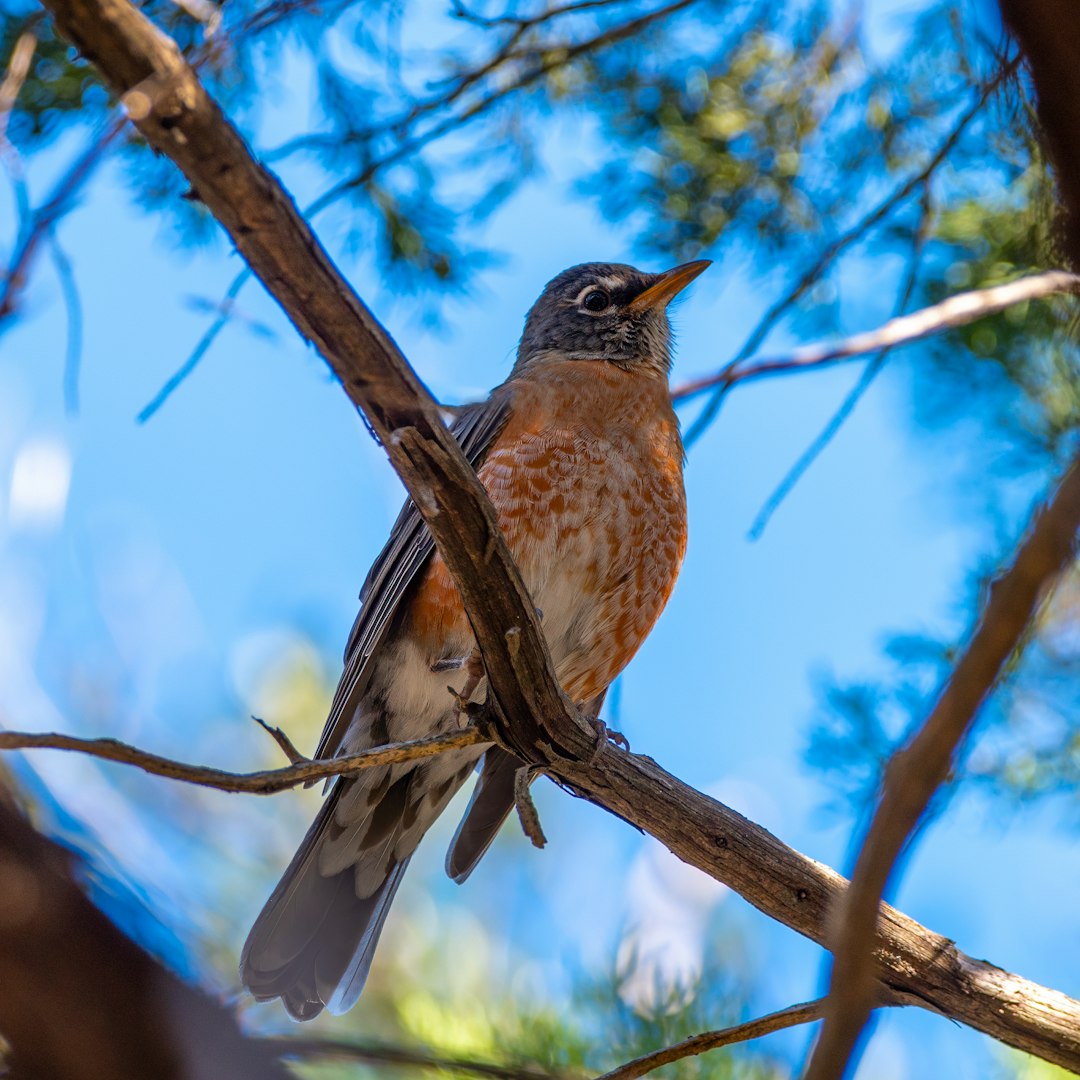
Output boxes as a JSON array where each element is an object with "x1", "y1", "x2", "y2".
[{"x1": 0, "y1": 3, "x2": 1076, "y2": 1076}]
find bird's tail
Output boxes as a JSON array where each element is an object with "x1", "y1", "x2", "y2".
[{"x1": 240, "y1": 782, "x2": 409, "y2": 1020}]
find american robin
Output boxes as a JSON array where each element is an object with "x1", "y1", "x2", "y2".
[{"x1": 241, "y1": 259, "x2": 710, "y2": 1019}]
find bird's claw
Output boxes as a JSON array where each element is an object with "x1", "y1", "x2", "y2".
[
  {"x1": 586, "y1": 715, "x2": 630, "y2": 758},
  {"x1": 448, "y1": 686, "x2": 483, "y2": 728}
]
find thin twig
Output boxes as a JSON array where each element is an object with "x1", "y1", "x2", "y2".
[
  {"x1": 0, "y1": 0, "x2": 326, "y2": 333},
  {"x1": 0, "y1": 117, "x2": 124, "y2": 324},
  {"x1": 745, "y1": 187, "x2": 935, "y2": 539},
  {"x1": 596, "y1": 999, "x2": 825, "y2": 1080},
  {"x1": 670, "y1": 269, "x2": 1080, "y2": 401},
  {"x1": 250, "y1": 715, "x2": 306, "y2": 764},
  {"x1": 0, "y1": 727, "x2": 487, "y2": 794},
  {"x1": 143, "y1": 0, "x2": 698, "y2": 419},
  {"x1": 136, "y1": 267, "x2": 251, "y2": 422},
  {"x1": 269, "y1": 1036, "x2": 571, "y2": 1080},
  {"x1": 0, "y1": 26, "x2": 39, "y2": 236},
  {"x1": 803, "y1": 456, "x2": 1080, "y2": 1080},
  {"x1": 0, "y1": 26, "x2": 37, "y2": 145},
  {"x1": 48, "y1": 231, "x2": 83, "y2": 415},
  {"x1": 681, "y1": 57, "x2": 1018, "y2": 447}
]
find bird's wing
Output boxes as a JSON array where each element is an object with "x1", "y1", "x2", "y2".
[{"x1": 313, "y1": 393, "x2": 513, "y2": 763}]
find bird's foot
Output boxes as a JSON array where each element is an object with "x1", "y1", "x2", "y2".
[
  {"x1": 449, "y1": 648, "x2": 486, "y2": 727},
  {"x1": 586, "y1": 715, "x2": 630, "y2": 759},
  {"x1": 448, "y1": 686, "x2": 484, "y2": 728}
]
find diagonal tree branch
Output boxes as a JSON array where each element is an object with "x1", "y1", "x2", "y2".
[
  {"x1": 669, "y1": 269, "x2": 1080, "y2": 403},
  {"x1": 139, "y1": 0, "x2": 700, "y2": 420},
  {"x1": 802, "y1": 7, "x2": 1080, "y2": 1079},
  {"x1": 33, "y1": 0, "x2": 1080, "y2": 1073},
  {"x1": 595, "y1": 999, "x2": 825, "y2": 1080},
  {"x1": 681, "y1": 58, "x2": 1018, "y2": 447},
  {"x1": 0, "y1": 784, "x2": 292, "y2": 1080},
  {"x1": 803, "y1": 457, "x2": 1080, "y2": 1080}
]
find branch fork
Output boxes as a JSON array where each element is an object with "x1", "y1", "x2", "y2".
[{"x1": 24, "y1": 0, "x2": 1080, "y2": 1073}]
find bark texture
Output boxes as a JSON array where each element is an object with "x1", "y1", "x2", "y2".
[{"x1": 29, "y1": 0, "x2": 1080, "y2": 1072}]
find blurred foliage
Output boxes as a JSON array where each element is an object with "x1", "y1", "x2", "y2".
[
  {"x1": 6, "y1": 0, "x2": 1080, "y2": 1039},
  {"x1": 808, "y1": 557, "x2": 1080, "y2": 824},
  {"x1": 284, "y1": 931, "x2": 790, "y2": 1078},
  {"x1": 1003, "y1": 1051, "x2": 1080, "y2": 1080}
]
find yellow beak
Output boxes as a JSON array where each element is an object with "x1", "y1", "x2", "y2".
[{"x1": 628, "y1": 259, "x2": 712, "y2": 312}]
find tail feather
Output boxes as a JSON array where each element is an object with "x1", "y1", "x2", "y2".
[
  {"x1": 242, "y1": 747, "x2": 482, "y2": 1018},
  {"x1": 445, "y1": 747, "x2": 524, "y2": 884},
  {"x1": 240, "y1": 784, "x2": 410, "y2": 1020}
]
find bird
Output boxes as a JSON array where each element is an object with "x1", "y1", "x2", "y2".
[{"x1": 240, "y1": 258, "x2": 710, "y2": 1019}]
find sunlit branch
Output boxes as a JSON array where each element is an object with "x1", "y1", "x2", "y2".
[
  {"x1": 595, "y1": 999, "x2": 825, "y2": 1080},
  {"x1": 681, "y1": 56, "x2": 1019, "y2": 446},
  {"x1": 670, "y1": 268, "x2": 1080, "y2": 402},
  {"x1": 0, "y1": 25, "x2": 37, "y2": 145},
  {"x1": 803, "y1": 456, "x2": 1080, "y2": 1080},
  {"x1": 33, "y1": 0, "x2": 1080, "y2": 1070},
  {"x1": 0, "y1": 727, "x2": 487, "y2": 794}
]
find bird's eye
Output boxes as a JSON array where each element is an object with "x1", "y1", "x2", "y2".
[{"x1": 582, "y1": 289, "x2": 609, "y2": 312}]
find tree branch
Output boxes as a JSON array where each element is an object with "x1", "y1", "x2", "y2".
[
  {"x1": 799, "y1": 7, "x2": 1080, "y2": 1079},
  {"x1": 140, "y1": 0, "x2": 700, "y2": 420},
  {"x1": 0, "y1": 783, "x2": 292, "y2": 1080},
  {"x1": 33, "y1": 0, "x2": 1080, "y2": 1072},
  {"x1": 595, "y1": 999, "x2": 825, "y2": 1080},
  {"x1": 804, "y1": 458, "x2": 1080, "y2": 1080},
  {"x1": 1000, "y1": 0, "x2": 1080, "y2": 270},
  {"x1": 670, "y1": 269, "x2": 1080, "y2": 403},
  {"x1": 681, "y1": 58, "x2": 1017, "y2": 446},
  {"x1": 0, "y1": 726, "x2": 487, "y2": 794}
]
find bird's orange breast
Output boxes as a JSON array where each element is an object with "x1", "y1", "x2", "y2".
[{"x1": 407, "y1": 360, "x2": 687, "y2": 703}]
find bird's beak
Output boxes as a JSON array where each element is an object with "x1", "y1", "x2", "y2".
[{"x1": 628, "y1": 259, "x2": 712, "y2": 312}]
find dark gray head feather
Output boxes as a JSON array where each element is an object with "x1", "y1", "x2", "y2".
[{"x1": 514, "y1": 261, "x2": 675, "y2": 375}]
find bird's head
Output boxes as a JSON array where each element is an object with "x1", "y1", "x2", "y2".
[{"x1": 514, "y1": 260, "x2": 710, "y2": 377}]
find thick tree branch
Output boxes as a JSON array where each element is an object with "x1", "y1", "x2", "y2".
[
  {"x1": 804, "y1": 458, "x2": 1080, "y2": 1080},
  {"x1": 40, "y1": 0, "x2": 578, "y2": 762},
  {"x1": 0, "y1": 784, "x2": 291, "y2": 1080},
  {"x1": 799, "y1": 8, "x2": 1080, "y2": 1080},
  {"x1": 0, "y1": 726, "x2": 486, "y2": 793},
  {"x1": 34, "y1": 0, "x2": 1080, "y2": 1072},
  {"x1": 670, "y1": 269, "x2": 1080, "y2": 402},
  {"x1": 4, "y1": 717, "x2": 1080, "y2": 1071}
]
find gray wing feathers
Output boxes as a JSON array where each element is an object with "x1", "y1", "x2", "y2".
[
  {"x1": 242, "y1": 393, "x2": 514, "y2": 1018},
  {"x1": 314, "y1": 395, "x2": 513, "y2": 764}
]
